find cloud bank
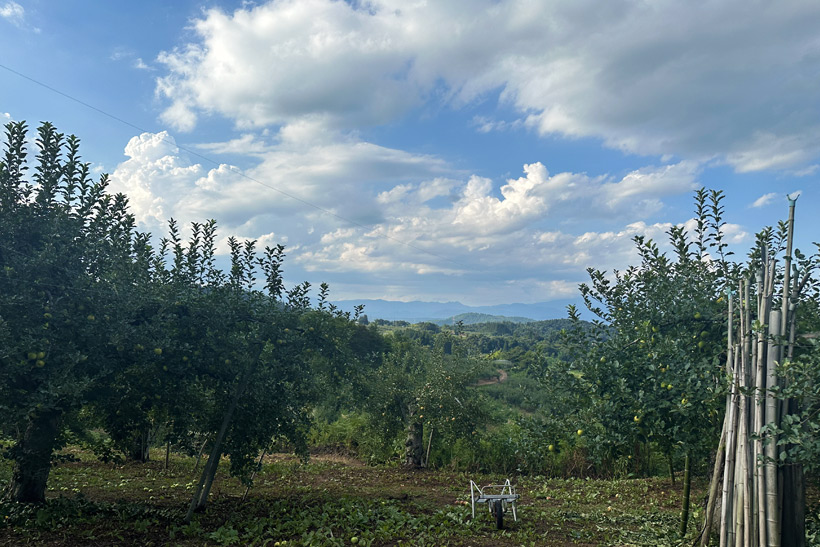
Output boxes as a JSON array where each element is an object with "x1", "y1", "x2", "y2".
[
  {"x1": 111, "y1": 128, "x2": 713, "y2": 304},
  {"x1": 156, "y1": 0, "x2": 820, "y2": 173}
]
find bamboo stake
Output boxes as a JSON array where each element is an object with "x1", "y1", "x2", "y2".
[
  {"x1": 755, "y1": 261, "x2": 774, "y2": 546},
  {"x1": 702, "y1": 415, "x2": 727, "y2": 546},
  {"x1": 765, "y1": 309, "x2": 781, "y2": 547},
  {"x1": 779, "y1": 196, "x2": 797, "y2": 357},
  {"x1": 721, "y1": 344, "x2": 740, "y2": 547},
  {"x1": 743, "y1": 280, "x2": 752, "y2": 390},
  {"x1": 723, "y1": 280, "x2": 745, "y2": 547},
  {"x1": 241, "y1": 444, "x2": 269, "y2": 502},
  {"x1": 742, "y1": 278, "x2": 755, "y2": 547},
  {"x1": 424, "y1": 427, "x2": 434, "y2": 468},
  {"x1": 715, "y1": 288, "x2": 736, "y2": 547},
  {"x1": 741, "y1": 397, "x2": 753, "y2": 547},
  {"x1": 736, "y1": 339, "x2": 748, "y2": 547}
]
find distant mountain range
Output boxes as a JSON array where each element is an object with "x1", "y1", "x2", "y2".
[{"x1": 331, "y1": 299, "x2": 577, "y2": 323}]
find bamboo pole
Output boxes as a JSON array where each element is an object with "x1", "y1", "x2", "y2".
[
  {"x1": 765, "y1": 309, "x2": 781, "y2": 547},
  {"x1": 702, "y1": 415, "x2": 727, "y2": 546},
  {"x1": 742, "y1": 278, "x2": 755, "y2": 547},
  {"x1": 779, "y1": 196, "x2": 796, "y2": 356},
  {"x1": 717, "y1": 288, "x2": 737, "y2": 547},
  {"x1": 755, "y1": 261, "x2": 775, "y2": 546},
  {"x1": 722, "y1": 280, "x2": 745, "y2": 547},
  {"x1": 753, "y1": 270, "x2": 766, "y2": 546},
  {"x1": 241, "y1": 444, "x2": 269, "y2": 502},
  {"x1": 720, "y1": 344, "x2": 739, "y2": 547},
  {"x1": 424, "y1": 427, "x2": 434, "y2": 468}
]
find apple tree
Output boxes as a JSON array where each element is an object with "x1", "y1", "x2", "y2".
[
  {"x1": 364, "y1": 333, "x2": 486, "y2": 467},
  {"x1": 0, "y1": 121, "x2": 155, "y2": 502},
  {"x1": 545, "y1": 190, "x2": 735, "y2": 532}
]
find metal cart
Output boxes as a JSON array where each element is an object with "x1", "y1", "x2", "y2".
[{"x1": 469, "y1": 479, "x2": 519, "y2": 529}]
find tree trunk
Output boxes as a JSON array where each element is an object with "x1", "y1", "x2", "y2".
[
  {"x1": 185, "y1": 367, "x2": 252, "y2": 522},
  {"x1": 193, "y1": 437, "x2": 208, "y2": 474},
  {"x1": 4, "y1": 409, "x2": 62, "y2": 503},
  {"x1": 680, "y1": 451, "x2": 692, "y2": 538},
  {"x1": 127, "y1": 427, "x2": 151, "y2": 463},
  {"x1": 404, "y1": 410, "x2": 424, "y2": 468},
  {"x1": 668, "y1": 451, "x2": 676, "y2": 486}
]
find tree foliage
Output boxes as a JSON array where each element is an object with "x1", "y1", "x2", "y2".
[{"x1": 0, "y1": 122, "x2": 378, "y2": 508}]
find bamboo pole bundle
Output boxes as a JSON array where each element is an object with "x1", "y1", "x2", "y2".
[{"x1": 705, "y1": 197, "x2": 803, "y2": 547}]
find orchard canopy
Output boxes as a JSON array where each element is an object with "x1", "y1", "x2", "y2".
[{"x1": 1, "y1": 122, "x2": 819, "y2": 543}]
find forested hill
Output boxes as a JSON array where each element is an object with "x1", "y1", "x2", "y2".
[
  {"x1": 371, "y1": 317, "x2": 580, "y2": 366},
  {"x1": 332, "y1": 298, "x2": 576, "y2": 322},
  {"x1": 433, "y1": 312, "x2": 535, "y2": 326}
]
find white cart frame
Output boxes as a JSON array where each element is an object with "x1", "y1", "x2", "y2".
[{"x1": 469, "y1": 479, "x2": 519, "y2": 529}]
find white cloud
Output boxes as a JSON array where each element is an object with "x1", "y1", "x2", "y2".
[
  {"x1": 156, "y1": 0, "x2": 421, "y2": 131},
  {"x1": 110, "y1": 128, "x2": 454, "y2": 239},
  {"x1": 110, "y1": 127, "x2": 708, "y2": 304},
  {"x1": 790, "y1": 165, "x2": 818, "y2": 177},
  {"x1": 292, "y1": 160, "x2": 702, "y2": 291},
  {"x1": 155, "y1": 0, "x2": 820, "y2": 172},
  {"x1": 0, "y1": 2, "x2": 24, "y2": 26},
  {"x1": 472, "y1": 116, "x2": 524, "y2": 134},
  {"x1": 111, "y1": 47, "x2": 155, "y2": 71},
  {"x1": 1, "y1": 112, "x2": 11, "y2": 121},
  {"x1": 133, "y1": 58, "x2": 152, "y2": 71},
  {"x1": 750, "y1": 191, "x2": 803, "y2": 209},
  {"x1": 109, "y1": 132, "x2": 207, "y2": 231},
  {"x1": 751, "y1": 192, "x2": 778, "y2": 208},
  {"x1": 444, "y1": 160, "x2": 698, "y2": 237}
]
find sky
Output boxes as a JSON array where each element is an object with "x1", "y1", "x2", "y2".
[{"x1": 1, "y1": 0, "x2": 818, "y2": 311}]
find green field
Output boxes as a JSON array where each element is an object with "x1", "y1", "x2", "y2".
[{"x1": 0, "y1": 447, "x2": 713, "y2": 546}]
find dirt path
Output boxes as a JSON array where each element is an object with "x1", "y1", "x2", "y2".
[{"x1": 474, "y1": 368, "x2": 508, "y2": 386}]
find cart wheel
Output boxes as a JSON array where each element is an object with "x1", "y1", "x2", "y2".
[{"x1": 493, "y1": 499, "x2": 504, "y2": 530}]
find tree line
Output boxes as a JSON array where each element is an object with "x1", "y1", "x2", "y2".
[{"x1": 0, "y1": 122, "x2": 484, "y2": 519}]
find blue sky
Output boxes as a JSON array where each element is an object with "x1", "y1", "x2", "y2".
[{"x1": 1, "y1": 0, "x2": 817, "y2": 310}]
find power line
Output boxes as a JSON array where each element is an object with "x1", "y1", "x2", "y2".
[{"x1": 0, "y1": 62, "x2": 464, "y2": 269}]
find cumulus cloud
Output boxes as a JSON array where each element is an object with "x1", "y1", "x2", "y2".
[
  {"x1": 108, "y1": 132, "x2": 207, "y2": 232},
  {"x1": 133, "y1": 58, "x2": 152, "y2": 71},
  {"x1": 293, "y1": 160, "x2": 703, "y2": 296},
  {"x1": 442, "y1": 160, "x2": 698, "y2": 237},
  {"x1": 751, "y1": 193, "x2": 778, "y2": 208},
  {"x1": 155, "y1": 0, "x2": 820, "y2": 172},
  {"x1": 110, "y1": 128, "x2": 454, "y2": 239},
  {"x1": 156, "y1": 0, "x2": 421, "y2": 131},
  {"x1": 110, "y1": 127, "x2": 710, "y2": 304},
  {"x1": 0, "y1": 2, "x2": 24, "y2": 26}
]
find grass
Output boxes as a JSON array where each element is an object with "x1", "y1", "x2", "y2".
[{"x1": 0, "y1": 446, "x2": 722, "y2": 546}]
